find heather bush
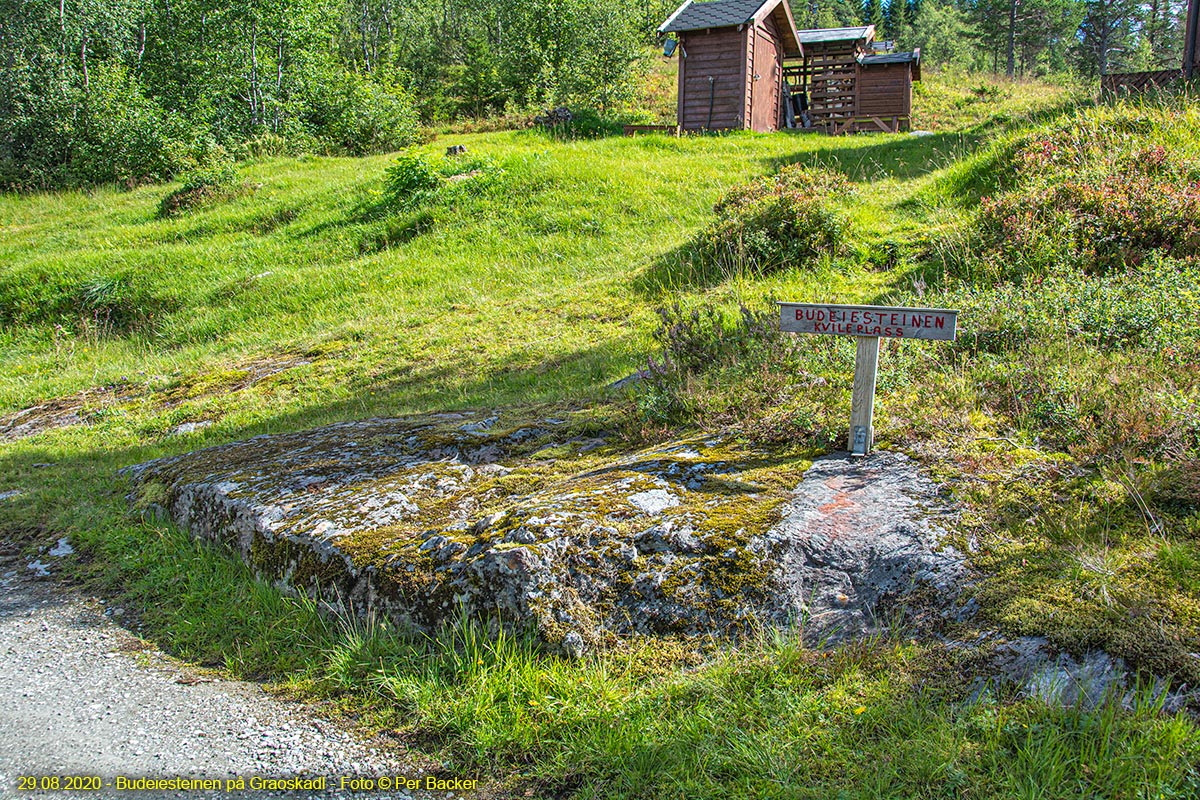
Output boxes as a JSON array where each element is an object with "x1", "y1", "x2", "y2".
[
  {"x1": 692, "y1": 165, "x2": 854, "y2": 276},
  {"x1": 951, "y1": 103, "x2": 1200, "y2": 282},
  {"x1": 635, "y1": 302, "x2": 802, "y2": 427}
]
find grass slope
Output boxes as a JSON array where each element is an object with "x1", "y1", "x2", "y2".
[{"x1": 2, "y1": 74, "x2": 1199, "y2": 797}]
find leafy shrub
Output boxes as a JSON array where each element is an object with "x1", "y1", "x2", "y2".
[
  {"x1": 691, "y1": 165, "x2": 853, "y2": 276},
  {"x1": 974, "y1": 177, "x2": 1200, "y2": 279},
  {"x1": 949, "y1": 103, "x2": 1200, "y2": 282},
  {"x1": 303, "y1": 71, "x2": 422, "y2": 156},
  {"x1": 383, "y1": 151, "x2": 504, "y2": 209},
  {"x1": 383, "y1": 153, "x2": 443, "y2": 207},
  {"x1": 1, "y1": 63, "x2": 210, "y2": 190},
  {"x1": 948, "y1": 256, "x2": 1200, "y2": 355},
  {"x1": 158, "y1": 163, "x2": 243, "y2": 217}
]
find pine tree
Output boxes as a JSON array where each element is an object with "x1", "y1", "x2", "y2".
[{"x1": 863, "y1": 0, "x2": 886, "y2": 31}]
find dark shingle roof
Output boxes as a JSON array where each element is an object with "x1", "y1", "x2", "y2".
[
  {"x1": 659, "y1": 0, "x2": 771, "y2": 33},
  {"x1": 795, "y1": 25, "x2": 874, "y2": 44},
  {"x1": 860, "y1": 50, "x2": 919, "y2": 66}
]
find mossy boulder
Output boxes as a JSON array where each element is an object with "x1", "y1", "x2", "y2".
[{"x1": 121, "y1": 412, "x2": 969, "y2": 651}]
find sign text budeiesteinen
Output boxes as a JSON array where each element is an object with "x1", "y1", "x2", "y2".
[{"x1": 778, "y1": 303, "x2": 958, "y2": 341}]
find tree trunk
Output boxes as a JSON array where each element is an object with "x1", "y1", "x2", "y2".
[
  {"x1": 250, "y1": 18, "x2": 260, "y2": 127},
  {"x1": 361, "y1": 1, "x2": 371, "y2": 71},
  {"x1": 1006, "y1": 0, "x2": 1017, "y2": 77},
  {"x1": 80, "y1": 30, "x2": 89, "y2": 92},
  {"x1": 276, "y1": 29, "x2": 285, "y2": 131}
]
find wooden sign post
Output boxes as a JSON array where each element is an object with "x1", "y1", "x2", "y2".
[{"x1": 778, "y1": 302, "x2": 959, "y2": 457}]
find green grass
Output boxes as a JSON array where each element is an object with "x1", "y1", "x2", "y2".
[{"x1": 3, "y1": 74, "x2": 1199, "y2": 797}]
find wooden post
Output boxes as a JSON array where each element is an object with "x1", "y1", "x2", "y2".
[
  {"x1": 778, "y1": 302, "x2": 959, "y2": 458},
  {"x1": 848, "y1": 336, "x2": 879, "y2": 456}
]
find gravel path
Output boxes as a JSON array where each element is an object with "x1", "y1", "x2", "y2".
[{"x1": 0, "y1": 570, "x2": 465, "y2": 800}]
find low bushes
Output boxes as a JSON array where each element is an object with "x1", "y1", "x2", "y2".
[
  {"x1": 1, "y1": 63, "x2": 216, "y2": 191},
  {"x1": 944, "y1": 103, "x2": 1200, "y2": 283},
  {"x1": 633, "y1": 301, "x2": 847, "y2": 446},
  {"x1": 691, "y1": 165, "x2": 854, "y2": 276},
  {"x1": 158, "y1": 163, "x2": 245, "y2": 217},
  {"x1": 301, "y1": 71, "x2": 423, "y2": 156},
  {"x1": 382, "y1": 150, "x2": 503, "y2": 209}
]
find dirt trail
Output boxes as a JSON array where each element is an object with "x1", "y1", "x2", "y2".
[{"x1": 0, "y1": 572, "x2": 448, "y2": 800}]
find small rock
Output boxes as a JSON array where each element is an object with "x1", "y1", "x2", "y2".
[
  {"x1": 460, "y1": 415, "x2": 499, "y2": 435},
  {"x1": 627, "y1": 489, "x2": 680, "y2": 515},
  {"x1": 419, "y1": 535, "x2": 449, "y2": 552},
  {"x1": 561, "y1": 631, "x2": 586, "y2": 659},
  {"x1": 606, "y1": 373, "x2": 642, "y2": 391},
  {"x1": 48, "y1": 538, "x2": 74, "y2": 558},
  {"x1": 170, "y1": 421, "x2": 214, "y2": 436},
  {"x1": 471, "y1": 512, "x2": 506, "y2": 534}
]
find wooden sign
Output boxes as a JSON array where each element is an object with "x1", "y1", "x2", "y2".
[
  {"x1": 777, "y1": 302, "x2": 959, "y2": 456},
  {"x1": 779, "y1": 303, "x2": 958, "y2": 341}
]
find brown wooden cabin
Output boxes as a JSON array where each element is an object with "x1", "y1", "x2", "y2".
[
  {"x1": 854, "y1": 51, "x2": 921, "y2": 132},
  {"x1": 658, "y1": 0, "x2": 803, "y2": 132},
  {"x1": 786, "y1": 26, "x2": 920, "y2": 134}
]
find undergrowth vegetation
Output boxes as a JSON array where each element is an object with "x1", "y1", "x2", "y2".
[
  {"x1": 635, "y1": 97, "x2": 1200, "y2": 695},
  {"x1": 3, "y1": 77, "x2": 1199, "y2": 797},
  {"x1": 949, "y1": 104, "x2": 1200, "y2": 282},
  {"x1": 158, "y1": 162, "x2": 247, "y2": 218},
  {"x1": 689, "y1": 165, "x2": 854, "y2": 277}
]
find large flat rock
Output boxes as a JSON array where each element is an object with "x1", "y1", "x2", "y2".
[
  {"x1": 766, "y1": 451, "x2": 965, "y2": 643},
  {"x1": 122, "y1": 412, "x2": 967, "y2": 650}
]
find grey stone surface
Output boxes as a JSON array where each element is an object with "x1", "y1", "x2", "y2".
[
  {"x1": 627, "y1": 488, "x2": 680, "y2": 515},
  {"x1": 990, "y1": 635, "x2": 1200, "y2": 712},
  {"x1": 122, "y1": 414, "x2": 968, "y2": 649},
  {"x1": 170, "y1": 420, "x2": 215, "y2": 436},
  {"x1": 763, "y1": 451, "x2": 966, "y2": 643}
]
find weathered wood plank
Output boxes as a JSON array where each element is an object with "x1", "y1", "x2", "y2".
[
  {"x1": 778, "y1": 303, "x2": 959, "y2": 341},
  {"x1": 847, "y1": 336, "x2": 880, "y2": 455}
]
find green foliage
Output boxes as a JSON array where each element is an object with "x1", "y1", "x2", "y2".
[
  {"x1": 302, "y1": 71, "x2": 422, "y2": 156},
  {"x1": 946, "y1": 101, "x2": 1200, "y2": 282},
  {"x1": 383, "y1": 153, "x2": 444, "y2": 207},
  {"x1": 158, "y1": 163, "x2": 242, "y2": 218},
  {"x1": 909, "y1": 0, "x2": 986, "y2": 71},
  {"x1": 634, "y1": 301, "x2": 832, "y2": 442},
  {"x1": 382, "y1": 150, "x2": 505, "y2": 210},
  {"x1": 950, "y1": 257, "x2": 1200, "y2": 354},
  {"x1": 70, "y1": 275, "x2": 179, "y2": 335},
  {"x1": 691, "y1": 165, "x2": 853, "y2": 277},
  {"x1": 0, "y1": 61, "x2": 211, "y2": 190},
  {"x1": 3, "y1": 82, "x2": 1200, "y2": 795},
  {"x1": 535, "y1": 107, "x2": 624, "y2": 139}
]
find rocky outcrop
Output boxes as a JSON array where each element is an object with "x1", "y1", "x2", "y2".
[{"x1": 122, "y1": 411, "x2": 969, "y2": 651}]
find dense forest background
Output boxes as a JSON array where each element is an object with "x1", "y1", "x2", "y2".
[{"x1": 0, "y1": 0, "x2": 1192, "y2": 189}]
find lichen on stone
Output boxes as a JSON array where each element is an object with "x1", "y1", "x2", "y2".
[{"x1": 122, "y1": 411, "x2": 968, "y2": 651}]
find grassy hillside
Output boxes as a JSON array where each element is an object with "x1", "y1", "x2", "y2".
[{"x1": 3, "y1": 75, "x2": 1200, "y2": 797}]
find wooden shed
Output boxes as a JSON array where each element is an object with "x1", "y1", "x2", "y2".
[
  {"x1": 784, "y1": 26, "x2": 921, "y2": 134},
  {"x1": 658, "y1": 0, "x2": 803, "y2": 132},
  {"x1": 787, "y1": 26, "x2": 875, "y2": 132},
  {"x1": 852, "y1": 51, "x2": 921, "y2": 132}
]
